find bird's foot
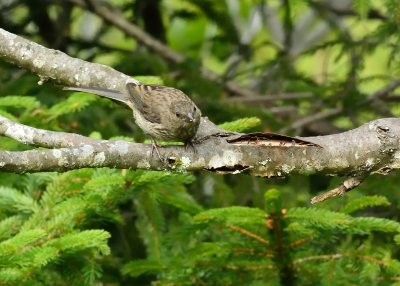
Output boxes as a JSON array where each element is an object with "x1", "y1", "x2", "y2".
[
  {"x1": 151, "y1": 139, "x2": 162, "y2": 160},
  {"x1": 184, "y1": 140, "x2": 197, "y2": 154}
]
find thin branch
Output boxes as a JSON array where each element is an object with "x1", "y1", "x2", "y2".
[
  {"x1": 364, "y1": 78, "x2": 400, "y2": 103},
  {"x1": 280, "y1": 107, "x2": 343, "y2": 133},
  {"x1": 313, "y1": 2, "x2": 387, "y2": 20},
  {"x1": 310, "y1": 177, "x2": 363, "y2": 204},
  {"x1": 283, "y1": 77, "x2": 400, "y2": 132},
  {"x1": 282, "y1": 0, "x2": 293, "y2": 52},
  {"x1": 228, "y1": 224, "x2": 270, "y2": 245},
  {"x1": 268, "y1": 106, "x2": 297, "y2": 115},
  {"x1": 66, "y1": 0, "x2": 262, "y2": 99},
  {"x1": 228, "y1": 93, "x2": 313, "y2": 104},
  {"x1": 382, "y1": 95, "x2": 400, "y2": 102},
  {"x1": 293, "y1": 253, "x2": 386, "y2": 266}
]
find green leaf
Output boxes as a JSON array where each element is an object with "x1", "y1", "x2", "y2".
[
  {"x1": 0, "y1": 268, "x2": 24, "y2": 282},
  {"x1": 0, "y1": 216, "x2": 23, "y2": 241},
  {"x1": 351, "y1": 217, "x2": 400, "y2": 233},
  {"x1": 135, "y1": 192, "x2": 165, "y2": 260},
  {"x1": 286, "y1": 208, "x2": 352, "y2": 230},
  {"x1": 82, "y1": 260, "x2": 103, "y2": 285},
  {"x1": 83, "y1": 175, "x2": 125, "y2": 192},
  {"x1": 0, "y1": 229, "x2": 46, "y2": 255},
  {"x1": 0, "y1": 96, "x2": 39, "y2": 109},
  {"x1": 89, "y1": 131, "x2": 102, "y2": 139},
  {"x1": 47, "y1": 230, "x2": 111, "y2": 255},
  {"x1": 264, "y1": 189, "x2": 282, "y2": 214},
  {"x1": 0, "y1": 110, "x2": 18, "y2": 122},
  {"x1": 28, "y1": 246, "x2": 59, "y2": 267},
  {"x1": 159, "y1": 189, "x2": 203, "y2": 214},
  {"x1": 193, "y1": 206, "x2": 265, "y2": 225},
  {"x1": 108, "y1": 136, "x2": 135, "y2": 142},
  {"x1": 187, "y1": 242, "x2": 230, "y2": 260},
  {"x1": 122, "y1": 259, "x2": 164, "y2": 277},
  {"x1": 353, "y1": 0, "x2": 371, "y2": 18},
  {"x1": 133, "y1": 171, "x2": 195, "y2": 186},
  {"x1": 341, "y1": 195, "x2": 391, "y2": 214},
  {"x1": 0, "y1": 187, "x2": 39, "y2": 214},
  {"x1": 46, "y1": 93, "x2": 97, "y2": 121},
  {"x1": 218, "y1": 117, "x2": 261, "y2": 132},
  {"x1": 134, "y1": 76, "x2": 164, "y2": 85}
]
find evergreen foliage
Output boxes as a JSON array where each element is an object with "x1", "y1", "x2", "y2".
[
  {"x1": 218, "y1": 117, "x2": 261, "y2": 132},
  {"x1": 123, "y1": 189, "x2": 400, "y2": 285},
  {"x1": 1, "y1": 0, "x2": 400, "y2": 285}
]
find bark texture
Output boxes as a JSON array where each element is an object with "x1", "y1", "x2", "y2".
[{"x1": 1, "y1": 28, "x2": 400, "y2": 181}]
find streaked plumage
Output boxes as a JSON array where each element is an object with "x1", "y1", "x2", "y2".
[{"x1": 63, "y1": 83, "x2": 201, "y2": 156}]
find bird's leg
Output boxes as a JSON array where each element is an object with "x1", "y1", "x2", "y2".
[
  {"x1": 150, "y1": 138, "x2": 162, "y2": 160},
  {"x1": 184, "y1": 140, "x2": 196, "y2": 154}
]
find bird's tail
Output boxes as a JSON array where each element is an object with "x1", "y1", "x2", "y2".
[{"x1": 63, "y1": 86, "x2": 129, "y2": 105}]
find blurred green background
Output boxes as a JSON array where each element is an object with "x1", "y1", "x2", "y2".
[{"x1": 1, "y1": 0, "x2": 400, "y2": 285}]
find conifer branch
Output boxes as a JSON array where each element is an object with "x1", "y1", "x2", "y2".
[
  {"x1": 227, "y1": 225, "x2": 270, "y2": 245},
  {"x1": 293, "y1": 253, "x2": 387, "y2": 266}
]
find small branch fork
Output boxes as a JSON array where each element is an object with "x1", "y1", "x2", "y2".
[
  {"x1": 310, "y1": 177, "x2": 363, "y2": 204},
  {"x1": 282, "y1": 77, "x2": 400, "y2": 133}
]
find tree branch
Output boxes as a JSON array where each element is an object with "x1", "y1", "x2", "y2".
[
  {"x1": 0, "y1": 115, "x2": 102, "y2": 148},
  {"x1": 62, "y1": 0, "x2": 342, "y2": 135},
  {"x1": 282, "y1": 77, "x2": 400, "y2": 133},
  {"x1": 66, "y1": 0, "x2": 263, "y2": 98},
  {"x1": 1, "y1": 112, "x2": 400, "y2": 180},
  {"x1": 0, "y1": 28, "x2": 136, "y2": 91},
  {"x1": 310, "y1": 177, "x2": 363, "y2": 204},
  {"x1": 1, "y1": 28, "x2": 400, "y2": 192}
]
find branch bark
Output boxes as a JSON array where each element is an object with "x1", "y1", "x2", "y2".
[
  {"x1": 1, "y1": 112, "x2": 400, "y2": 179},
  {"x1": 0, "y1": 28, "x2": 136, "y2": 91}
]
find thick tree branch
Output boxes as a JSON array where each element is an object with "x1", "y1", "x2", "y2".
[
  {"x1": 1, "y1": 28, "x2": 400, "y2": 190},
  {"x1": 1, "y1": 113, "x2": 400, "y2": 180},
  {"x1": 0, "y1": 115, "x2": 102, "y2": 148},
  {"x1": 0, "y1": 28, "x2": 136, "y2": 91}
]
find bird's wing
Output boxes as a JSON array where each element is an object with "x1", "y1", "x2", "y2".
[
  {"x1": 126, "y1": 83, "x2": 164, "y2": 124},
  {"x1": 63, "y1": 86, "x2": 128, "y2": 105}
]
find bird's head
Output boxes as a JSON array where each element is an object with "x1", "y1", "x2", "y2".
[{"x1": 172, "y1": 101, "x2": 201, "y2": 126}]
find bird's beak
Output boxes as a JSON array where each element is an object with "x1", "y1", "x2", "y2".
[{"x1": 187, "y1": 112, "x2": 194, "y2": 122}]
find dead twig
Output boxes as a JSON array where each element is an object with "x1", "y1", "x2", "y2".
[{"x1": 311, "y1": 177, "x2": 363, "y2": 204}]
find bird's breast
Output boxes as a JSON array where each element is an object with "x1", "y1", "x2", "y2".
[{"x1": 133, "y1": 110, "x2": 199, "y2": 142}]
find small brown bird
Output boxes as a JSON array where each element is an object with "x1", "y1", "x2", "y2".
[{"x1": 64, "y1": 83, "x2": 202, "y2": 158}]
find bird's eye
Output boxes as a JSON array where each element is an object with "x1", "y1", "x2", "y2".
[
  {"x1": 193, "y1": 106, "x2": 197, "y2": 112},
  {"x1": 175, "y1": 112, "x2": 181, "y2": 118}
]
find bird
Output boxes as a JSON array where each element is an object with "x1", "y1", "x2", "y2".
[{"x1": 63, "y1": 82, "x2": 202, "y2": 159}]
